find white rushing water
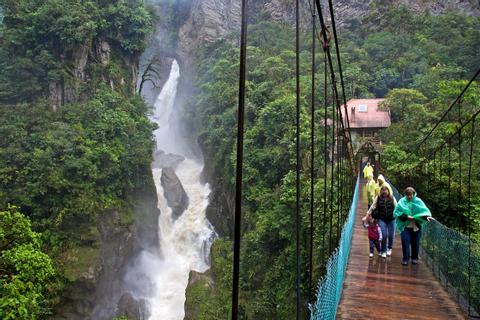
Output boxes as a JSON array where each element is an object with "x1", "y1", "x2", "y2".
[{"x1": 145, "y1": 60, "x2": 215, "y2": 319}]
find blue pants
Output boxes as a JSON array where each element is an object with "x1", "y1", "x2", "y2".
[
  {"x1": 378, "y1": 219, "x2": 395, "y2": 253},
  {"x1": 369, "y1": 239, "x2": 381, "y2": 254},
  {"x1": 401, "y1": 228, "x2": 421, "y2": 261}
]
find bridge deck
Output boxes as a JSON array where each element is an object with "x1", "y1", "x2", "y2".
[{"x1": 336, "y1": 179, "x2": 466, "y2": 319}]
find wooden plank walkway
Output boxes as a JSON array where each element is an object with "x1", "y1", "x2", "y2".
[{"x1": 337, "y1": 179, "x2": 466, "y2": 319}]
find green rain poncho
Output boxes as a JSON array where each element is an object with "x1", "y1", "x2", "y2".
[{"x1": 394, "y1": 193, "x2": 432, "y2": 232}]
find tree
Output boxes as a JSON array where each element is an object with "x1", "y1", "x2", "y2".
[
  {"x1": 0, "y1": 207, "x2": 59, "y2": 319},
  {"x1": 381, "y1": 88, "x2": 427, "y2": 122}
]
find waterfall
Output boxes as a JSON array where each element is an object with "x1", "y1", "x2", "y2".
[{"x1": 128, "y1": 60, "x2": 216, "y2": 320}]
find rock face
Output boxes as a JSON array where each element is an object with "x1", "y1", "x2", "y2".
[
  {"x1": 161, "y1": 167, "x2": 190, "y2": 219},
  {"x1": 152, "y1": 150, "x2": 185, "y2": 170},
  {"x1": 177, "y1": 0, "x2": 480, "y2": 63},
  {"x1": 178, "y1": 0, "x2": 241, "y2": 62},
  {"x1": 333, "y1": 0, "x2": 480, "y2": 26},
  {"x1": 53, "y1": 177, "x2": 161, "y2": 319},
  {"x1": 116, "y1": 293, "x2": 151, "y2": 320},
  {"x1": 177, "y1": 0, "x2": 306, "y2": 66},
  {"x1": 53, "y1": 209, "x2": 136, "y2": 320},
  {"x1": 184, "y1": 270, "x2": 215, "y2": 320}
]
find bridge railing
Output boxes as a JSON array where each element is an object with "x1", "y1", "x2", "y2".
[
  {"x1": 309, "y1": 174, "x2": 359, "y2": 320},
  {"x1": 388, "y1": 178, "x2": 480, "y2": 318}
]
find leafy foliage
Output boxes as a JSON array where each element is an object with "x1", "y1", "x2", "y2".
[
  {"x1": 0, "y1": 0, "x2": 154, "y2": 316},
  {"x1": 0, "y1": 207, "x2": 59, "y2": 319},
  {"x1": 0, "y1": 87, "x2": 155, "y2": 236},
  {"x1": 340, "y1": 7, "x2": 480, "y2": 97},
  {"x1": 0, "y1": 0, "x2": 153, "y2": 103}
]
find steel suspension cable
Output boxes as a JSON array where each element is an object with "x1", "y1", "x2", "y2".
[
  {"x1": 448, "y1": 139, "x2": 452, "y2": 209},
  {"x1": 329, "y1": 79, "x2": 335, "y2": 254},
  {"x1": 295, "y1": 0, "x2": 301, "y2": 316},
  {"x1": 326, "y1": 0, "x2": 354, "y2": 165},
  {"x1": 322, "y1": 50, "x2": 328, "y2": 270},
  {"x1": 336, "y1": 108, "x2": 342, "y2": 241},
  {"x1": 467, "y1": 116, "x2": 475, "y2": 316},
  {"x1": 458, "y1": 100, "x2": 462, "y2": 206},
  {"x1": 458, "y1": 130, "x2": 462, "y2": 207},
  {"x1": 308, "y1": 10, "x2": 316, "y2": 304},
  {"x1": 313, "y1": 0, "x2": 354, "y2": 173},
  {"x1": 231, "y1": 0, "x2": 248, "y2": 316}
]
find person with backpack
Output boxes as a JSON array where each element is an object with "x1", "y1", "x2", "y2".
[{"x1": 367, "y1": 185, "x2": 397, "y2": 258}]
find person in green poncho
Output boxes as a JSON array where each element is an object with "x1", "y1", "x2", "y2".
[{"x1": 394, "y1": 187, "x2": 435, "y2": 265}]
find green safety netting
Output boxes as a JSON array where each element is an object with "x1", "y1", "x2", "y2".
[{"x1": 309, "y1": 174, "x2": 359, "y2": 320}]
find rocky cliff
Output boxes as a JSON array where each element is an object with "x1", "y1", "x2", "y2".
[
  {"x1": 51, "y1": 37, "x2": 161, "y2": 319},
  {"x1": 178, "y1": 0, "x2": 480, "y2": 64},
  {"x1": 54, "y1": 177, "x2": 161, "y2": 320}
]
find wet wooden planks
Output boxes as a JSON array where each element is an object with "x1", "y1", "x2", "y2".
[{"x1": 336, "y1": 179, "x2": 465, "y2": 319}]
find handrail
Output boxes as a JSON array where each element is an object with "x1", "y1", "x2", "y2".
[{"x1": 310, "y1": 173, "x2": 360, "y2": 320}]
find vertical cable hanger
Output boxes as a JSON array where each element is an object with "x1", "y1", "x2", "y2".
[
  {"x1": 308, "y1": 7, "x2": 316, "y2": 305},
  {"x1": 295, "y1": 0, "x2": 301, "y2": 316},
  {"x1": 329, "y1": 74, "x2": 336, "y2": 254},
  {"x1": 321, "y1": 48, "x2": 328, "y2": 271},
  {"x1": 231, "y1": 0, "x2": 248, "y2": 317},
  {"x1": 448, "y1": 139, "x2": 452, "y2": 210},
  {"x1": 467, "y1": 116, "x2": 475, "y2": 317}
]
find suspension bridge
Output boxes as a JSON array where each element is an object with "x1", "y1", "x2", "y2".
[{"x1": 230, "y1": 0, "x2": 480, "y2": 319}]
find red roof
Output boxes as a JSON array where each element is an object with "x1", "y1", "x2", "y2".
[{"x1": 341, "y1": 99, "x2": 390, "y2": 129}]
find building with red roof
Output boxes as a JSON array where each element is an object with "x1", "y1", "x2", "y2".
[{"x1": 341, "y1": 98, "x2": 391, "y2": 152}]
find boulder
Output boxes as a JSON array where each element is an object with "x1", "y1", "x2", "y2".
[
  {"x1": 161, "y1": 168, "x2": 189, "y2": 219},
  {"x1": 116, "y1": 292, "x2": 151, "y2": 320},
  {"x1": 152, "y1": 150, "x2": 185, "y2": 170}
]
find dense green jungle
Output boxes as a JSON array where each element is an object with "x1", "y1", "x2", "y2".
[{"x1": 0, "y1": 0, "x2": 479, "y2": 319}]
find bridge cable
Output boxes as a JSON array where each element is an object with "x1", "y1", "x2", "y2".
[
  {"x1": 329, "y1": 71, "x2": 336, "y2": 254},
  {"x1": 458, "y1": 99, "x2": 462, "y2": 207},
  {"x1": 336, "y1": 107, "x2": 342, "y2": 241},
  {"x1": 321, "y1": 49, "x2": 328, "y2": 271},
  {"x1": 467, "y1": 116, "x2": 475, "y2": 317},
  {"x1": 308, "y1": 7, "x2": 316, "y2": 305},
  {"x1": 313, "y1": 0, "x2": 355, "y2": 173},
  {"x1": 295, "y1": 0, "x2": 302, "y2": 316},
  {"x1": 327, "y1": 0, "x2": 355, "y2": 167},
  {"x1": 231, "y1": 0, "x2": 248, "y2": 316},
  {"x1": 447, "y1": 139, "x2": 451, "y2": 209}
]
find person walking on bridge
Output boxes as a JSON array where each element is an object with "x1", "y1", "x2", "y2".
[
  {"x1": 375, "y1": 174, "x2": 393, "y2": 197},
  {"x1": 363, "y1": 162, "x2": 374, "y2": 179},
  {"x1": 394, "y1": 187, "x2": 434, "y2": 265},
  {"x1": 366, "y1": 174, "x2": 377, "y2": 210},
  {"x1": 367, "y1": 185, "x2": 397, "y2": 258}
]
